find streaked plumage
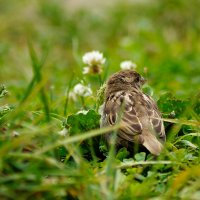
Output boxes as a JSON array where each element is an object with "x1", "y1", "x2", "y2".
[{"x1": 101, "y1": 70, "x2": 166, "y2": 155}]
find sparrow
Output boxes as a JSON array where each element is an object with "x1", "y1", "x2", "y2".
[{"x1": 100, "y1": 70, "x2": 166, "y2": 156}]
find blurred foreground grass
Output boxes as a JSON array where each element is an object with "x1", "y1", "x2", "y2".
[{"x1": 0, "y1": 0, "x2": 200, "y2": 199}]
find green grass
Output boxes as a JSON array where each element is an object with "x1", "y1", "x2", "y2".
[{"x1": 0, "y1": 0, "x2": 200, "y2": 199}]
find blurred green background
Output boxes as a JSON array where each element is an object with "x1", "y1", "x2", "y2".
[{"x1": 0, "y1": 0, "x2": 200, "y2": 103}]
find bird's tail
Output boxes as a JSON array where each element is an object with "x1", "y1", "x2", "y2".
[{"x1": 142, "y1": 133, "x2": 163, "y2": 156}]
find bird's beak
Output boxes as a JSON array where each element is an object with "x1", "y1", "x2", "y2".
[{"x1": 140, "y1": 76, "x2": 146, "y2": 85}]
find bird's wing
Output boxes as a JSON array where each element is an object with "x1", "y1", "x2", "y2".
[
  {"x1": 141, "y1": 94, "x2": 166, "y2": 142},
  {"x1": 103, "y1": 91, "x2": 166, "y2": 143},
  {"x1": 102, "y1": 90, "x2": 166, "y2": 155},
  {"x1": 103, "y1": 90, "x2": 143, "y2": 142}
]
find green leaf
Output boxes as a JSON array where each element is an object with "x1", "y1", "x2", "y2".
[
  {"x1": 184, "y1": 153, "x2": 198, "y2": 161},
  {"x1": 134, "y1": 152, "x2": 146, "y2": 162},
  {"x1": 178, "y1": 140, "x2": 198, "y2": 149},
  {"x1": 174, "y1": 132, "x2": 200, "y2": 145},
  {"x1": 142, "y1": 84, "x2": 154, "y2": 96},
  {"x1": 99, "y1": 139, "x2": 108, "y2": 156},
  {"x1": 157, "y1": 92, "x2": 189, "y2": 117},
  {"x1": 155, "y1": 182, "x2": 166, "y2": 194},
  {"x1": 116, "y1": 147, "x2": 130, "y2": 161},
  {"x1": 67, "y1": 109, "x2": 100, "y2": 135}
]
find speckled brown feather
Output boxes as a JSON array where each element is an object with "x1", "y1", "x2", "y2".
[{"x1": 101, "y1": 70, "x2": 166, "y2": 155}]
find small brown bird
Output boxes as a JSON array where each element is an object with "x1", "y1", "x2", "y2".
[{"x1": 101, "y1": 70, "x2": 166, "y2": 155}]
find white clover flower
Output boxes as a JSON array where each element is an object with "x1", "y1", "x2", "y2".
[
  {"x1": 68, "y1": 91, "x2": 77, "y2": 101},
  {"x1": 82, "y1": 51, "x2": 106, "y2": 66},
  {"x1": 120, "y1": 60, "x2": 137, "y2": 70},
  {"x1": 73, "y1": 83, "x2": 92, "y2": 97},
  {"x1": 82, "y1": 67, "x2": 90, "y2": 74}
]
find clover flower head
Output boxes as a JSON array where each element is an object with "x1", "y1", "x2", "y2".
[
  {"x1": 68, "y1": 91, "x2": 77, "y2": 101},
  {"x1": 73, "y1": 83, "x2": 92, "y2": 97},
  {"x1": 82, "y1": 67, "x2": 90, "y2": 74},
  {"x1": 120, "y1": 60, "x2": 137, "y2": 70},
  {"x1": 82, "y1": 51, "x2": 106, "y2": 66},
  {"x1": 82, "y1": 66, "x2": 103, "y2": 75}
]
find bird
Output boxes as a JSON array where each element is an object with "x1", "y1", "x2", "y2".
[{"x1": 100, "y1": 70, "x2": 166, "y2": 156}]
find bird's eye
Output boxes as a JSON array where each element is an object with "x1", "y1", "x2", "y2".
[{"x1": 135, "y1": 76, "x2": 140, "y2": 82}]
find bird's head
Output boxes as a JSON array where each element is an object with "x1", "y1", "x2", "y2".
[{"x1": 107, "y1": 70, "x2": 146, "y2": 92}]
